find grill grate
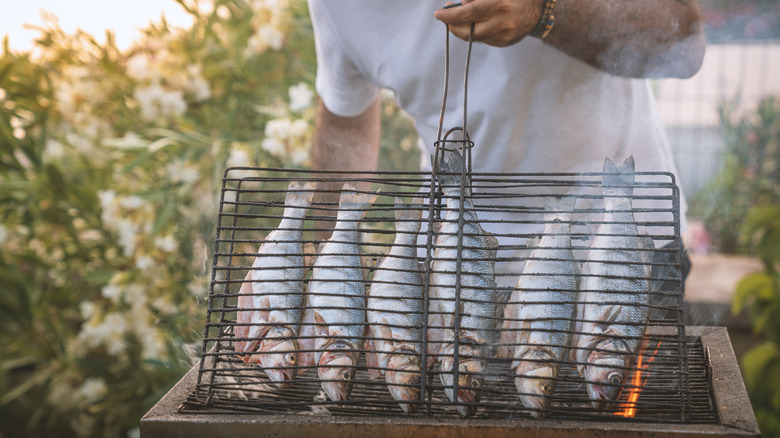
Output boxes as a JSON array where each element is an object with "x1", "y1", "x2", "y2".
[{"x1": 189, "y1": 165, "x2": 699, "y2": 423}]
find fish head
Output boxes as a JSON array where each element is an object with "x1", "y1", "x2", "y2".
[
  {"x1": 256, "y1": 326, "x2": 298, "y2": 387},
  {"x1": 584, "y1": 354, "x2": 629, "y2": 411},
  {"x1": 385, "y1": 349, "x2": 421, "y2": 413},
  {"x1": 513, "y1": 362, "x2": 555, "y2": 418},
  {"x1": 318, "y1": 341, "x2": 358, "y2": 401},
  {"x1": 439, "y1": 343, "x2": 486, "y2": 417}
]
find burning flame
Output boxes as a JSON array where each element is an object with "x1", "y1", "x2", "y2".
[{"x1": 614, "y1": 338, "x2": 663, "y2": 418}]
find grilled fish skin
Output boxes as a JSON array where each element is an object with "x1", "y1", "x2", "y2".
[
  {"x1": 572, "y1": 156, "x2": 655, "y2": 411},
  {"x1": 234, "y1": 181, "x2": 316, "y2": 386},
  {"x1": 499, "y1": 196, "x2": 578, "y2": 418},
  {"x1": 299, "y1": 184, "x2": 378, "y2": 402},
  {"x1": 366, "y1": 197, "x2": 425, "y2": 414},
  {"x1": 428, "y1": 150, "x2": 499, "y2": 417}
]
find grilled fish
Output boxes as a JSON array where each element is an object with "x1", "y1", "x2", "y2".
[
  {"x1": 234, "y1": 181, "x2": 316, "y2": 386},
  {"x1": 299, "y1": 184, "x2": 378, "y2": 402},
  {"x1": 498, "y1": 196, "x2": 578, "y2": 417},
  {"x1": 572, "y1": 156, "x2": 655, "y2": 410},
  {"x1": 428, "y1": 150, "x2": 499, "y2": 417},
  {"x1": 366, "y1": 197, "x2": 425, "y2": 414}
]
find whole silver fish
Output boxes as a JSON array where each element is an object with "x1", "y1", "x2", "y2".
[
  {"x1": 428, "y1": 150, "x2": 499, "y2": 417},
  {"x1": 366, "y1": 197, "x2": 425, "y2": 414},
  {"x1": 498, "y1": 196, "x2": 578, "y2": 418},
  {"x1": 572, "y1": 156, "x2": 655, "y2": 410},
  {"x1": 299, "y1": 184, "x2": 378, "y2": 402},
  {"x1": 234, "y1": 181, "x2": 316, "y2": 386}
]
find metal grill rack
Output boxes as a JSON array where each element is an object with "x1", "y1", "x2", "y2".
[{"x1": 190, "y1": 163, "x2": 692, "y2": 422}]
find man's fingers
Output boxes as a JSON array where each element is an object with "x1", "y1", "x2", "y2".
[{"x1": 434, "y1": 1, "x2": 491, "y2": 26}]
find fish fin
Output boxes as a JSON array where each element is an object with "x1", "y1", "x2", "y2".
[
  {"x1": 437, "y1": 149, "x2": 471, "y2": 197},
  {"x1": 303, "y1": 242, "x2": 316, "y2": 275},
  {"x1": 483, "y1": 231, "x2": 499, "y2": 250},
  {"x1": 544, "y1": 195, "x2": 576, "y2": 223},
  {"x1": 596, "y1": 305, "x2": 622, "y2": 331},
  {"x1": 284, "y1": 180, "x2": 316, "y2": 216},
  {"x1": 360, "y1": 255, "x2": 374, "y2": 281},
  {"x1": 337, "y1": 183, "x2": 379, "y2": 222},
  {"x1": 394, "y1": 196, "x2": 424, "y2": 233},
  {"x1": 602, "y1": 156, "x2": 635, "y2": 196},
  {"x1": 364, "y1": 336, "x2": 383, "y2": 380}
]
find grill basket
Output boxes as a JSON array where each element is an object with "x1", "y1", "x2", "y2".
[{"x1": 189, "y1": 161, "x2": 698, "y2": 423}]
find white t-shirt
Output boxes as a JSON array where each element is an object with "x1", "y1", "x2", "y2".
[{"x1": 308, "y1": 1, "x2": 687, "y2": 278}]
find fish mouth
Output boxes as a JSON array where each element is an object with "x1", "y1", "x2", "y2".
[
  {"x1": 387, "y1": 374, "x2": 421, "y2": 413},
  {"x1": 588, "y1": 383, "x2": 621, "y2": 411},
  {"x1": 264, "y1": 367, "x2": 295, "y2": 387},
  {"x1": 318, "y1": 355, "x2": 356, "y2": 402}
]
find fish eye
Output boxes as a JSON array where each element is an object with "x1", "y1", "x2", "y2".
[
  {"x1": 342, "y1": 371, "x2": 351, "y2": 380},
  {"x1": 287, "y1": 353, "x2": 296, "y2": 364},
  {"x1": 541, "y1": 381, "x2": 553, "y2": 394},
  {"x1": 470, "y1": 379, "x2": 481, "y2": 389},
  {"x1": 608, "y1": 373, "x2": 623, "y2": 386}
]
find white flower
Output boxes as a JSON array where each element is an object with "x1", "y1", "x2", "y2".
[
  {"x1": 166, "y1": 160, "x2": 199, "y2": 184},
  {"x1": 98, "y1": 190, "x2": 116, "y2": 210},
  {"x1": 127, "y1": 428, "x2": 141, "y2": 438},
  {"x1": 78, "y1": 312, "x2": 128, "y2": 355},
  {"x1": 0, "y1": 87, "x2": 6, "y2": 100},
  {"x1": 290, "y1": 148, "x2": 309, "y2": 165},
  {"x1": 227, "y1": 146, "x2": 251, "y2": 168},
  {"x1": 138, "y1": 327, "x2": 167, "y2": 360},
  {"x1": 183, "y1": 65, "x2": 211, "y2": 101},
  {"x1": 116, "y1": 218, "x2": 139, "y2": 257},
  {"x1": 134, "y1": 83, "x2": 187, "y2": 121},
  {"x1": 265, "y1": 118, "x2": 291, "y2": 140},
  {"x1": 126, "y1": 55, "x2": 151, "y2": 81},
  {"x1": 135, "y1": 255, "x2": 155, "y2": 270},
  {"x1": 119, "y1": 195, "x2": 146, "y2": 210},
  {"x1": 216, "y1": 4, "x2": 232, "y2": 19},
  {"x1": 154, "y1": 235, "x2": 177, "y2": 253},
  {"x1": 78, "y1": 378, "x2": 107, "y2": 404},
  {"x1": 0, "y1": 224, "x2": 6, "y2": 245},
  {"x1": 261, "y1": 137, "x2": 285, "y2": 156},
  {"x1": 79, "y1": 301, "x2": 96, "y2": 319},
  {"x1": 289, "y1": 119, "x2": 309, "y2": 138},
  {"x1": 101, "y1": 284, "x2": 123, "y2": 302},
  {"x1": 44, "y1": 139, "x2": 65, "y2": 160},
  {"x1": 288, "y1": 83, "x2": 313, "y2": 112}
]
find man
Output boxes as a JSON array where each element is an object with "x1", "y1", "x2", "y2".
[{"x1": 307, "y1": 0, "x2": 702, "y2": 292}]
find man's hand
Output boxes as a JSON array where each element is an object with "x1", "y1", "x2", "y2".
[
  {"x1": 434, "y1": 0, "x2": 545, "y2": 47},
  {"x1": 435, "y1": 0, "x2": 706, "y2": 79}
]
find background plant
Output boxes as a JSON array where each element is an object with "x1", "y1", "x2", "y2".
[
  {"x1": 732, "y1": 205, "x2": 780, "y2": 437},
  {"x1": 0, "y1": 1, "x2": 418, "y2": 436},
  {"x1": 689, "y1": 96, "x2": 780, "y2": 253}
]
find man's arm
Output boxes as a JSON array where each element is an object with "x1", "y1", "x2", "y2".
[
  {"x1": 434, "y1": 0, "x2": 706, "y2": 79},
  {"x1": 311, "y1": 96, "x2": 381, "y2": 232}
]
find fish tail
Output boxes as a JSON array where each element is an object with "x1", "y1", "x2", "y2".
[
  {"x1": 284, "y1": 181, "x2": 316, "y2": 218},
  {"x1": 394, "y1": 197, "x2": 424, "y2": 233},
  {"x1": 436, "y1": 150, "x2": 469, "y2": 197},
  {"x1": 337, "y1": 183, "x2": 379, "y2": 222},
  {"x1": 602, "y1": 156, "x2": 635, "y2": 197},
  {"x1": 544, "y1": 195, "x2": 576, "y2": 224}
]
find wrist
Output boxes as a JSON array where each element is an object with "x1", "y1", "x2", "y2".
[{"x1": 530, "y1": 0, "x2": 557, "y2": 39}]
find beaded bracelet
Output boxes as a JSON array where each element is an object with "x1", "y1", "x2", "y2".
[{"x1": 530, "y1": 0, "x2": 557, "y2": 39}]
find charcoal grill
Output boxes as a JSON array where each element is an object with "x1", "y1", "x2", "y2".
[{"x1": 143, "y1": 21, "x2": 759, "y2": 437}]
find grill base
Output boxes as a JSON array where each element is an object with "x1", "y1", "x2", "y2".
[{"x1": 140, "y1": 327, "x2": 758, "y2": 438}]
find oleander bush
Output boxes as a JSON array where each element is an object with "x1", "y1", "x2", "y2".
[
  {"x1": 689, "y1": 96, "x2": 780, "y2": 254},
  {"x1": 0, "y1": 1, "x2": 417, "y2": 436}
]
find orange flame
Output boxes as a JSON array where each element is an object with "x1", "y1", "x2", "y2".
[{"x1": 614, "y1": 338, "x2": 663, "y2": 418}]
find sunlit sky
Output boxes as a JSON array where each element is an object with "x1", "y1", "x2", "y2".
[{"x1": 1, "y1": 0, "x2": 193, "y2": 51}]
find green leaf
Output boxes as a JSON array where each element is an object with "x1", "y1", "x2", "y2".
[
  {"x1": 741, "y1": 342, "x2": 780, "y2": 390},
  {"x1": 733, "y1": 272, "x2": 774, "y2": 314}
]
